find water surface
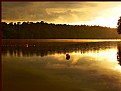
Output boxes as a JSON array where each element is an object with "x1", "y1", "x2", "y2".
[{"x1": 2, "y1": 39, "x2": 121, "y2": 91}]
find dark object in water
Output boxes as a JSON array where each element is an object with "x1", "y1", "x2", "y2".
[{"x1": 66, "y1": 54, "x2": 70, "y2": 60}]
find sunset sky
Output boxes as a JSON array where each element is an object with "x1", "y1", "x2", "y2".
[{"x1": 2, "y1": 1, "x2": 121, "y2": 28}]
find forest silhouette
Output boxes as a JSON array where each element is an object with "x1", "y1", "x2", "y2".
[{"x1": 2, "y1": 21, "x2": 121, "y2": 39}]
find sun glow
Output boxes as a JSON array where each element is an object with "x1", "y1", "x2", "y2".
[
  {"x1": 70, "y1": 6, "x2": 121, "y2": 28},
  {"x1": 2, "y1": 2, "x2": 121, "y2": 28},
  {"x1": 70, "y1": 16, "x2": 119, "y2": 28}
]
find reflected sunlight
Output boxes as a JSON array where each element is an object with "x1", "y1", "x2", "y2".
[
  {"x1": 70, "y1": 48, "x2": 119, "y2": 70},
  {"x1": 115, "y1": 66, "x2": 121, "y2": 72},
  {"x1": 71, "y1": 48, "x2": 117, "y2": 62},
  {"x1": 98, "y1": 49, "x2": 117, "y2": 62}
]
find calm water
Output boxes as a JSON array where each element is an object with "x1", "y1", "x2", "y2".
[{"x1": 2, "y1": 39, "x2": 121, "y2": 91}]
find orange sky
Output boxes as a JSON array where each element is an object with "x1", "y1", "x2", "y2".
[{"x1": 2, "y1": 1, "x2": 121, "y2": 28}]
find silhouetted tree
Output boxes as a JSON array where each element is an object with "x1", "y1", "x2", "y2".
[
  {"x1": 8, "y1": 22, "x2": 13, "y2": 26},
  {"x1": 117, "y1": 16, "x2": 121, "y2": 34}
]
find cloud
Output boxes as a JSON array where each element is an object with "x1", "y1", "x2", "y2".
[
  {"x1": 2, "y1": 2, "x2": 121, "y2": 24},
  {"x1": 2, "y1": 2, "x2": 32, "y2": 8}
]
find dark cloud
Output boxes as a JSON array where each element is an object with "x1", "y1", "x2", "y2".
[
  {"x1": 2, "y1": 2, "x2": 32, "y2": 8},
  {"x1": 2, "y1": 2, "x2": 97, "y2": 22}
]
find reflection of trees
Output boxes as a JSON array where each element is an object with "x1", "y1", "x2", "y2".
[
  {"x1": 117, "y1": 43, "x2": 121, "y2": 65},
  {"x1": 2, "y1": 41, "x2": 117, "y2": 57}
]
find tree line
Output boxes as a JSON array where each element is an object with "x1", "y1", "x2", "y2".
[{"x1": 2, "y1": 21, "x2": 121, "y2": 39}]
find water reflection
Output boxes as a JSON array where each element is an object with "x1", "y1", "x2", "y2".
[
  {"x1": 117, "y1": 43, "x2": 121, "y2": 65},
  {"x1": 2, "y1": 40, "x2": 121, "y2": 91},
  {"x1": 2, "y1": 41, "x2": 117, "y2": 57},
  {"x1": 2, "y1": 41, "x2": 121, "y2": 69}
]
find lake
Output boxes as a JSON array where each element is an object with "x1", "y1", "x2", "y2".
[{"x1": 2, "y1": 39, "x2": 121, "y2": 91}]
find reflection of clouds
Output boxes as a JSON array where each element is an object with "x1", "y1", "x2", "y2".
[
  {"x1": 70, "y1": 49, "x2": 117, "y2": 66},
  {"x1": 40, "y1": 54, "x2": 70, "y2": 68},
  {"x1": 71, "y1": 56, "x2": 80, "y2": 64},
  {"x1": 2, "y1": 42, "x2": 121, "y2": 91},
  {"x1": 81, "y1": 49, "x2": 118, "y2": 70},
  {"x1": 2, "y1": 40, "x2": 121, "y2": 72},
  {"x1": 86, "y1": 49, "x2": 117, "y2": 62},
  {"x1": 41, "y1": 48, "x2": 119, "y2": 72},
  {"x1": 49, "y1": 54, "x2": 65, "y2": 61}
]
